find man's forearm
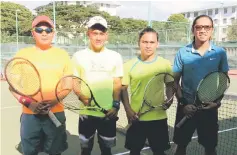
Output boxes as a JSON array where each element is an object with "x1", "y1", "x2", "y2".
[
  {"x1": 121, "y1": 86, "x2": 133, "y2": 112},
  {"x1": 173, "y1": 72, "x2": 182, "y2": 99},
  {"x1": 9, "y1": 87, "x2": 33, "y2": 107},
  {"x1": 113, "y1": 77, "x2": 122, "y2": 101}
]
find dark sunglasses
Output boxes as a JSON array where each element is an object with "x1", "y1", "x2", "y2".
[
  {"x1": 194, "y1": 25, "x2": 213, "y2": 31},
  {"x1": 32, "y1": 27, "x2": 54, "y2": 34}
]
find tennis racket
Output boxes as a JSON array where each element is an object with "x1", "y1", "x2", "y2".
[
  {"x1": 137, "y1": 73, "x2": 176, "y2": 118},
  {"x1": 55, "y1": 75, "x2": 118, "y2": 120},
  {"x1": 4, "y1": 57, "x2": 62, "y2": 127},
  {"x1": 176, "y1": 71, "x2": 230, "y2": 128}
]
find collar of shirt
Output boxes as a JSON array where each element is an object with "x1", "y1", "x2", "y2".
[{"x1": 191, "y1": 42, "x2": 214, "y2": 53}]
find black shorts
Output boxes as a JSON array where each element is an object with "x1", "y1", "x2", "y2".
[
  {"x1": 78, "y1": 116, "x2": 117, "y2": 149},
  {"x1": 173, "y1": 104, "x2": 218, "y2": 149},
  {"x1": 125, "y1": 119, "x2": 170, "y2": 152}
]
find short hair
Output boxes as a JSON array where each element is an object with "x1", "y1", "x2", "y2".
[
  {"x1": 138, "y1": 27, "x2": 159, "y2": 44},
  {"x1": 88, "y1": 24, "x2": 107, "y2": 33}
]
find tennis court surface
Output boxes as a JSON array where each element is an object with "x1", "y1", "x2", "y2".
[{"x1": 1, "y1": 77, "x2": 237, "y2": 155}]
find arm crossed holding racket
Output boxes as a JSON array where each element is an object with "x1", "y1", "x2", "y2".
[
  {"x1": 121, "y1": 27, "x2": 174, "y2": 154},
  {"x1": 70, "y1": 16, "x2": 123, "y2": 155},
  {"x1": 172, "y1": 15, "x2": 230, "y2": 155},
  {"x1": 5, "y1": 15, "x2": 73, "y2": 155}
]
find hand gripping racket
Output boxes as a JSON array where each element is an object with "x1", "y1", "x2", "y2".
[
  {"x1": 176, "y1": 71, "x2": 230, "y2": 128},
  {"x1": 5, "y1": 57, "x2": 62, "y2": 127}
]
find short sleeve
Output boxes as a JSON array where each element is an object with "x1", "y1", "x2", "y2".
[
  {"x1": 122, "y1": 62, "x2": 130, "y2": 86},
  {"x1": 173, "y1": 49, "x2": 183, "y2": 73},
  {"x1": 219, "y1": 48, "x2": 229, "y2": 72},
  {"x1": 112, "y1": 53, "x2": 123, "y2": 78}
]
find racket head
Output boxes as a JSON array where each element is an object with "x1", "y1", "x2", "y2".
[
  {"x1": 4, "y1": 57, "x2": 41, "y2": 96},
  {"x1": 197, "y1": 71, "x2": 230, "y2": 102},
  {"x1": 139, "y1": 73, "x2": 175, "y2": 115},
  {"x1": 55, "y1": 75, "x2": 101, "y2": 112}
]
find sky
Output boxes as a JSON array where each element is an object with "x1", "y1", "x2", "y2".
[{"x1": 4, "y1": 0, "x2": 237, "y2": 21}]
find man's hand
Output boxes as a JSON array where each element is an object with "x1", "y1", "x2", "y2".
[
  {"x1": 18, "y1": 96, "x2": 46, "y2": 114},
  {"x1": 106, "y1": 108, "x2": 118, "y2": 119},
  {"x1": 36, "y1": 100, "x2": 58, "y2": 114},
  {"x1": 125, "y1": 108, "x2": 138, "y2": 123},
  {"x1": 79, "y1": 95, "x2": 90, "y2": 106},
  {"x1": 183, "y1": 104, "x2": 197, "y2": 118},
  {"x1": 202, "y1": 102, "x2": 220, "y2": 110},
  {"x1": 28, "y1": 102, "x2": 48, "y2": 114}
]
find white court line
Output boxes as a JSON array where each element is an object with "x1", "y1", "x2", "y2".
[
  {"x1": 114, "y1": 127, "x2": 237, "y2": 155},
  {"x1": 0, "y1": 105, "x2": 21, "y2": 110}
]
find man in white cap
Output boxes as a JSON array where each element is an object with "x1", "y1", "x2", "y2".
[{"x1": 72, "y1": 16, "x2": 123, "y2": 155}]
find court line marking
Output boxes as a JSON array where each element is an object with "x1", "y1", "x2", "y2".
[
  {"x1": 114, "y1": 127, "x2": 237, "y2": 155},
  {"x1": 0, "y1": 105, "x2": 21, "y2": 110},
  {"x1": 1, "y1": 105, "x2": 236, "y2": 154}
]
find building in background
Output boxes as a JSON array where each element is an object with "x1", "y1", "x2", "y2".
[
  {"x1": 180, "y1": 4, "x2": 237, "y2": 42},
  {"x1": 34, "y1": 1, "x2": 120, "y2": 16}
]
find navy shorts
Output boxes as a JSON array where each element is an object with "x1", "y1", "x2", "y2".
[
  {"x1": 78, "y1": 116, "x2": 117, "y2": 150},
  {"x1": 173, "y1": 104, "x2": 218, "y2": 149},
  {"x1": 20, "y1": 112, "x2": 68, "y2": 155},
  {"x1": 125, "y1": 119, "x2": 170, "y2": 153}
]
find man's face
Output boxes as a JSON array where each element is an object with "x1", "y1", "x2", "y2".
[
  {"x1": 88, "y1": 28, "x2": 108, "y2": 50},
  {"x1": 32, "y1": 23, "x2": 54, "y2": 46},
  {"x1": 139, "y1": 32, "x2": 158, "y2": 57},
  {"x1": 193, "y1": 17, "x2": 213, "y2": 43}
]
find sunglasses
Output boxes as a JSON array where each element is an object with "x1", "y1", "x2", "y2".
[
  {"x1": 194, "y1": 25, "x2": 213, "y2": 31},
  {"x1": 32, "y1": 27, "x2": 54, "y2": 34}
]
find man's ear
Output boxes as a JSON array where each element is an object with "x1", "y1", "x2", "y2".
[
  {"x1": 105, "y1": 32, "x2": 108, "y2": 40},
  {"x1": 87, "y1": 30, "x2": 90, "y2": 37},
  {"x1": 156, "y1": 41, "x2": 159, "y2": 48},
  {"x1": 31, "y1": 31, "x2": 35, "y2": 39}
]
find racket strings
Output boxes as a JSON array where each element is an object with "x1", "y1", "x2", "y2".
[
  {"x1": 164, "y1": 74, "x2": 176, "y2": 103},
  {"x1": 5, "y1": 59, "x2": 40, "y2": 95},
  {"x1": 198, "y1": 72, "x2": 229, "y2": 102},
  {"x1": 140, "y1": 73, "x2": 175, "y2": 115},
  {"x1": 144, "y1": 75, "x2": 164, "y2": 107},
  {"x1": 56, "y1": 76, "x2": 94, "y2": 111}
]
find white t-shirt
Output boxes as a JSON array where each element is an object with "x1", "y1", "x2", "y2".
[{"x1": 72, "y1": 47, "x2": 123, "y2": 117}]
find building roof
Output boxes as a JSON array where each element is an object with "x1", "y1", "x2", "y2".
[{"x1": 179, "y1": 4, "x2": 237, "y2": 14}]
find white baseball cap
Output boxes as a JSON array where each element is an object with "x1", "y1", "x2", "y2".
[{"x1": 87, "y1": 16, "x2": 108, "y2": 28}]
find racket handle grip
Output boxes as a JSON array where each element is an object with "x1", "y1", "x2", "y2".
[
  {"x1": 48, "y1": 111, "x2": 62, "y2": 127},
  {"x1": 176, "y1": 116, "x2": 188, "y2": 128}
]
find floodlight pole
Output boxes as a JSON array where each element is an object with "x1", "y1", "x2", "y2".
[{"x1": 148, "y1": 1, "x2": 152, "y2": 28}]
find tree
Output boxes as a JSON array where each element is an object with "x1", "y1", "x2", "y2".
[
  {"x1": 37, "y1": 4, "x2": 147, "y2": 44},
  {"x1": 227, "y1": 20, "x2": 237, "y2": 41},
  {"x1": 165, "y1": 14, "x2": 190, "y2": 43},
  {"x1": 37, "y1": 5, "x2": 111, "y2": 34},
  {"x1": 167, "y1": 14, "x2": 188, "y2": 23},
  {"x1": 1, "y1": 2, "x2": 33, "y2": 36}
]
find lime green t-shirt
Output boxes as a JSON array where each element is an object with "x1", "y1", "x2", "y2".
[
  {"x1": 72, "y1": 48, "x2": 123, "y2": 117},
  {"x1": 122, "y1": 55, "x2": 172, "y2": 121}
]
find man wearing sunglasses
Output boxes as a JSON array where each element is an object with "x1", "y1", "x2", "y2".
[
  {"x1": 72, "y1": 16, "x2": 123, "y2": 155},
  {"x1": 11, "y1": 15, "x2": 72, "y2": 155}
]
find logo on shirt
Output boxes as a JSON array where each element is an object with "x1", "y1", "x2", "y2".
[
  {"x1": 209, "y1": 58, "x2": 216, "y2": 60},
  {"x1": 90, "y1": 60, "x2": 106, "y2": 72}
]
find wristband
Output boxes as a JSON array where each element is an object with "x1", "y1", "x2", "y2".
[
  {"x1": 18, "y1": 96, "x2": 33, "y2": 107},
  {"x1": 112, "y1": 100, "x2": 120, "y2": 110}
]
